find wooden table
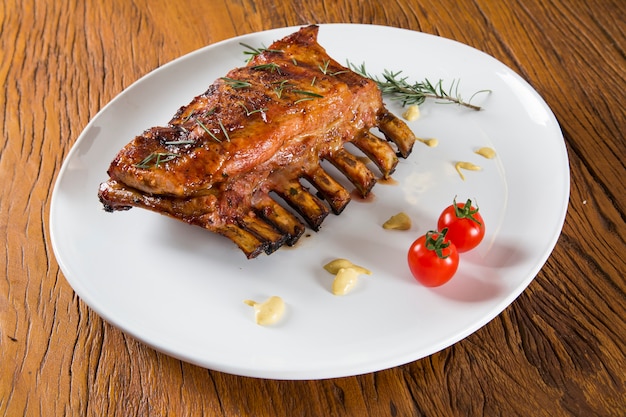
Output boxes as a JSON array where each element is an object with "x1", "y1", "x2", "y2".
[{"x1": 2, "y1": 0, "x2": 624, "y2": 415}]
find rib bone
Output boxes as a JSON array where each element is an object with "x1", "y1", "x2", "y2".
[
  {"x1": 304, "y1": 165, "x2": 351, "y2": 214},
  {"x1": 252, "y1": 194, "x2": 305, "y2": 245},
  {"x1": 378, "y1": 111, "x2": 417, "y2": 158},
  {"x1": 351, "y1": 131, "x2": 399, "y2": 178},
  {"x1": 272, "y1": 179, "x2": 330, "y2": 231},
  {"x1": 326, "y1": 148, "x2": 377, "y2": 198}
]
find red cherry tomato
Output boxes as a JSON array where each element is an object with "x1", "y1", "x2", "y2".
[
  {"x1": 437, "y1": 197, "x2": 485, "y2": 252},
  {"x1": 407, "y1": 229, "x2": 459, "y2": 287}
]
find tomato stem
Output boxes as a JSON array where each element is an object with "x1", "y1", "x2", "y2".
[
  {"x1": 453, "y1": 196, "x2": 482, "y2": 225},
  {"x1": 425, "y1": 228, "x2": 451, "y2": 259}
]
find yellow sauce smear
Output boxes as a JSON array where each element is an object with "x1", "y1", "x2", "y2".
[
  {"x1": 323, "y1": 259, "x2": 372, "y2": 296},
  {"x1": 474, "y1": 147, "x2": 496, "y2": 159},
  {"x1": 455, "y1": 161, "x2": 482, "y2": 180},
  {"x1": 417, "y1": 137, "x2": 439, "y2": 147},
  {"x1": 332, "y1": 268, "x2": 361, "y2": 296},
  {"x1": 243, "y1": 296, "x2": 285, "y2": 326},
  {"x1": 402, "y1": 104, "x2": 420, "y2": 121}
]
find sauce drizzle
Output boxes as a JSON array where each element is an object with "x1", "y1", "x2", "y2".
[{"x1": 455, "y1": 161, "x2": 482, "y2": 180}]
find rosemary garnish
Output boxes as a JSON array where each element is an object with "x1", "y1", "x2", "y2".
[
  {"x1": 349, "y1": 62, "x2": 490, "y2": 110},
  {"x1": 164, "y1": 139, "x2": 195, "y2": 145},
  {"x1": 135, "y1": 152, "x2": 178, "y2": 169},
  {"x1": 292, "y1": 90, "x2": 324, "y2": 98},
  {"x1": 239, "y1": 103, "x2": 268, "y2": 116},
  {"x1": 272, "y1": 79, "x2": 292, "y2": 99},
  {"x1": 319, "y1": 60, "x2": 330, "y2": 75},
  {"x1": 273, "y1": 81, "x2": 323, "y2": 103},
  {"x1": 240, "y1": 42, "x2": 282, "y2": 62},
  {"x1": 195, "y1": 117, "x2": 230, "y2": 142},
  {"x1": 292, "y1": 89, "x2": 324, "y2": 104},
  {"x1": 221, "y1": 77, "x2": 252, "y2": 89},
  {"x1": 251, "y1": 63, "x2": 282, "y2": 74},
  {"x1": 195, "y1": 119, "x2": 221, "y2": 143},
  {"x1": 183, "y1": 107, "x2": 215, "y2": 123},
  {"x1": 319, "y1": 59, "x2": 349, "y2": 76},
  {"x1": 217, "y1": 119, "x2": 231, "y2": 142}
]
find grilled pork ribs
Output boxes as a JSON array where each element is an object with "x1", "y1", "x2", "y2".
[{"x1": 98, "y1": 25, "x2": 416, "y2": 258}]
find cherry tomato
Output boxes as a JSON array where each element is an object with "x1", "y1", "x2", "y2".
[
  {"x1": 407, "y1": 229, "x2": 459, "y2": 287},
  {"x1": 437, "y1": 197, "x2": 485, "y2": 252}
]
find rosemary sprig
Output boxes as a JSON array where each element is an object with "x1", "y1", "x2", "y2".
[
  {"x1": 195, "y1": 119, "x2": 221, "y2": 143},
  {"x1": 239, "y1": 42, "x2": 282, "y2": 62},
  {"x1": 292, "y1": 89, "x2": 324, "y2": 104},
  {"x1": 134, "y1": 152, "x2": 178, "y2": 169},
  {"x1": 319, "y1": 59, "x2": 348, "y2": 76},
  {"x1": 292, "y1": 89, "x2": 324, "y2": 98},
  {"x1": 164, "y1": 139, "x2": 195, "y2": 145},
  {"x1": 195, "y1": 118, "x2": 231, "y2": 142},
  {"x1": 221, "y1": 77, "x2": 252, "y2": 89},
  {"x1": 182, "y1": 107, "x2": 216, "y2": 123},
  {"x1": 349, "y1": 62, "x2": 490, "y2": 110},
  {"x1": 239, "y1": 103, "x2": 268, "y2": 116},
  {"x1": 251, "y1": 63, "x2": 282, "y2": 74},
  {"x1": 319, "y1": 60, "x2": 330, "y2": 75},
  {"x1": 217, "y1": 119, "x2": 231, "y2": 142},
  {"x1": 272, "y1": 79, "x2": 292, "y2": 99}
]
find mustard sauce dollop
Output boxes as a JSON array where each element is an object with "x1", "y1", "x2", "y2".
[
  {"x1": 474, "y1": 147, "x2": 496, "y2": 159},
  {"x1": 243, "y1": 296, "x2": 285, "y2": 326},
  {"x1": 323, "y1": 258, "x2": 372, "y2": 296}
]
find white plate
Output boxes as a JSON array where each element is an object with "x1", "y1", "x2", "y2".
[{"x1": 50, "y1": 24, "x2": 569, "y2": 379}]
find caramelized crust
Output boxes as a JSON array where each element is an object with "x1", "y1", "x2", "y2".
[{"x1": 99, "y1": 25, "x2": 416, "y2": 258}]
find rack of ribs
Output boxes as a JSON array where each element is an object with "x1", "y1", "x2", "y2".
[{"x1": 98, "y1": 25, "x2": 416, "y2": 258}]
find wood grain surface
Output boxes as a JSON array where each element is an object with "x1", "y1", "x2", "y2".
[{"x1": 1, "y1": 0, "x2": 624, "y2": 415}]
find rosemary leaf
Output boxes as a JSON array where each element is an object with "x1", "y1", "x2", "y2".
[
  {"x1": 294, "y1": 97, "x2": 315, "y2": 104},
  {"x1": 292, "y1": 89, "x2": 324, "y2": 98},
  {"x1": 221, "y1": 77, "x2": 252, "y2": 89},
  {"x1": 239, "y1": 103, "x2": 268, "y2": 116},
  {"x1": 272, "y1": 79, "x2": 292, "y2": 99},
  {"x1": 319, "y1": 60, "x2": 330, "y2": 74},
  {"x1": 134, "y1": 152, "x2": 178, "y2": 169},
  {"x1": 195, "y1": 119, "x2": 222, "y2": 143},
  {"x1": 164, "y1": 139, "x2": 195, "y2": 146},
  {"x1": 217, "y1": 119, "x2": 230, "y2": 142},
  {"x1": 251, "y1": 63, "x2": 282, "y2": 74},
  {"x1": 240, "y1": 43, "x2": 283, "y2": 62}
]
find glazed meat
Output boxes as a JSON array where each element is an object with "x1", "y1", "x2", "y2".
[{"x1": 98, "y1": 25, "x2": 416, "y2": 258}]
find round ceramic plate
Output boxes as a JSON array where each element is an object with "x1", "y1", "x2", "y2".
[{"x1": 50, "y1": 24, "x2": 569, "y2": 379}]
